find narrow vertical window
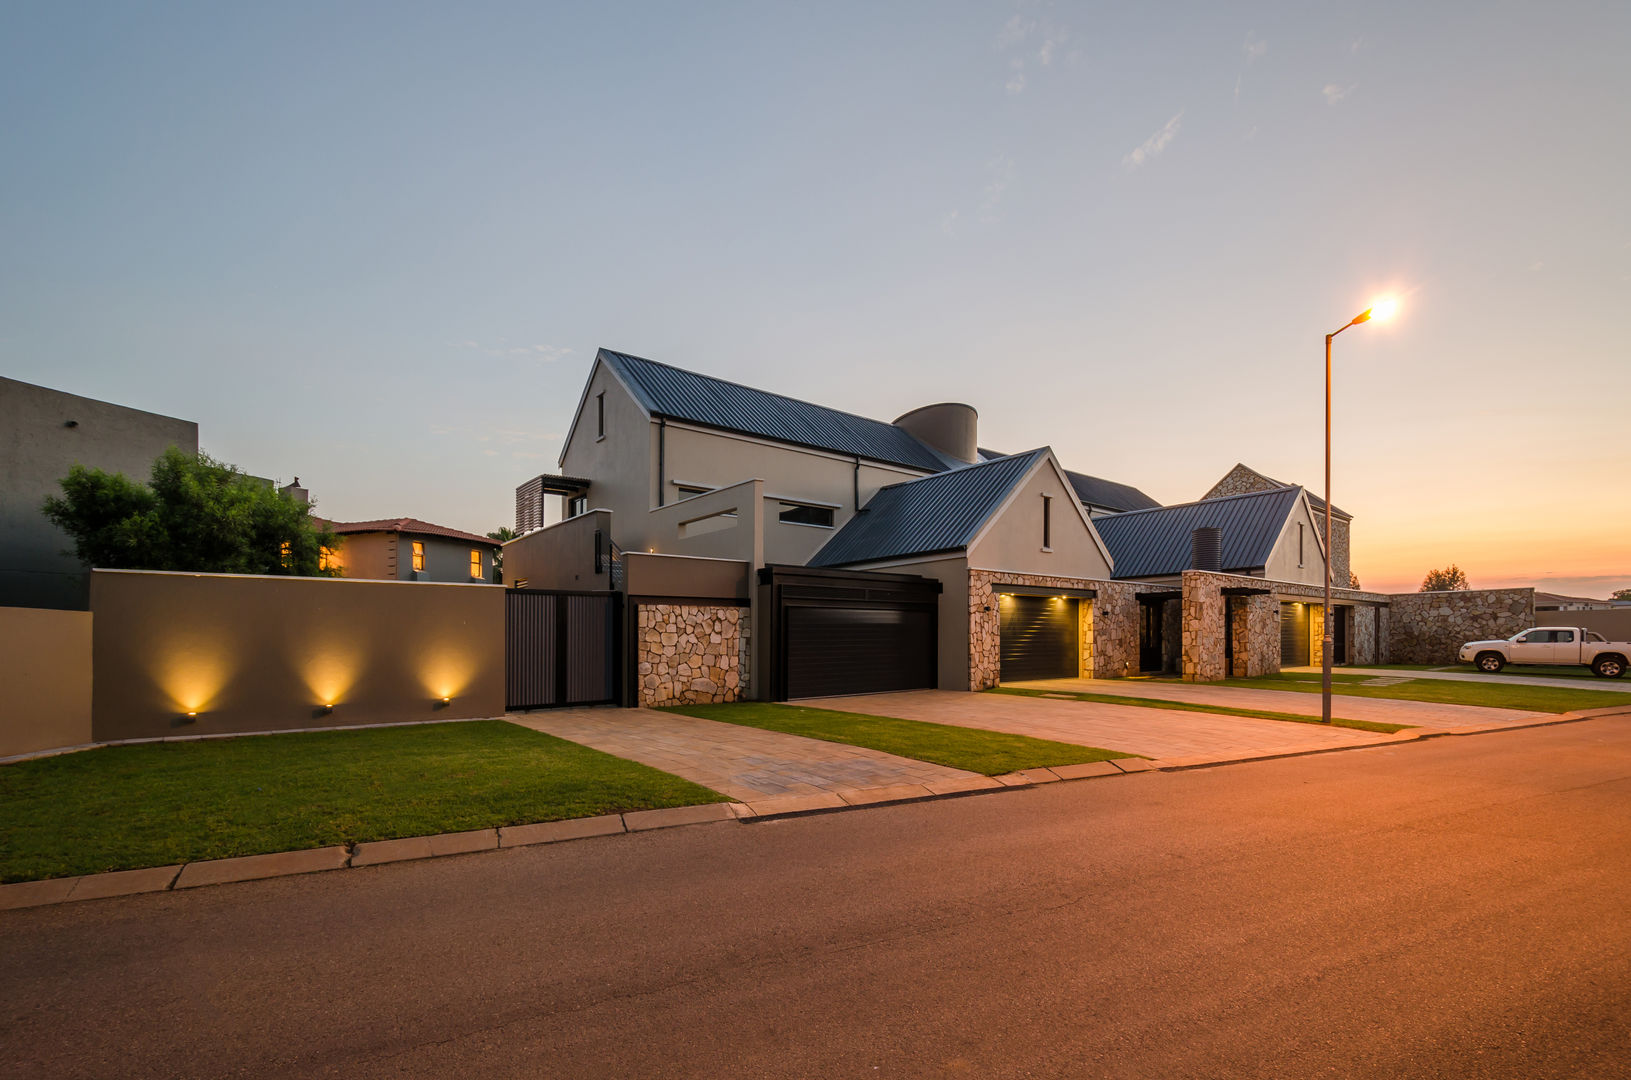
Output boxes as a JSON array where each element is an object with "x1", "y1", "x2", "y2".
[
  {"x1": 412, "y1": 541, "x2": 425, "y2": 572},
  {"x1": 1298, "y1": 523, "x2": 1305, "y2": 566},
  {"x1": 596, "y1": 392, "x2": 606, "y2": 439},
  {"x1": 470, "y1": 549, "x2": 482, "y2": 578},
  {"x1": 1042, "y1": 495, "x2": 1052, "y2": 549}
]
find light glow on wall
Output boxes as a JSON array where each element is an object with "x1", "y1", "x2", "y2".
[
  {"x1": 154, "y1": 630, "x2": 236, "y2": 713},
  {"x1": 417, "y1": 638, "x2": 479, "y2": 701},
  {"x1": 298, "y1": 637, "x2": 364, "y2": 707}
]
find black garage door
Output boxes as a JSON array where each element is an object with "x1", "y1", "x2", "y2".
[
  {"x1": 785, "y1": 606, "x2": 937, "y2": 699},
  {"x1": 760, "y1": 565, "x2": 942, "y2": 701},
  {"x1": 999, "y1": 594, "x2": 1078, "y2": 681}
]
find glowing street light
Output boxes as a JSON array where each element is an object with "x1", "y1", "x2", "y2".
[{"x1": 1320, "y1": 298, "x2": 1397, "y2": 723}]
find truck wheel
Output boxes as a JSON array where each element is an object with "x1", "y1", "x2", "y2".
[
  {"x1": 1593, "y1": 655, "x2": 1626, "y2": 679},
  {"x1": 1475, "y1": 652, "x2": 1505, "y2": 673}
]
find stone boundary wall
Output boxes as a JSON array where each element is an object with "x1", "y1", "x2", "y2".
[
  {"x1": 1386, "y1": 588, "x2": 1534, "y2": 665},
  {"x1": 635, "y1": 603, "x2": 747, "y2": 706},
  {"x1": 968, "y1": 571, "x2": 1144, "y2": 689}
]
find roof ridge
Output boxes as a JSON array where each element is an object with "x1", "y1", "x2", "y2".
[
  {"x1": 872, "y1": 447, "x2": 1045, "y2": 493},
  {"x1": 603, "y1": 348, "x2": 920, "y2": 435}
]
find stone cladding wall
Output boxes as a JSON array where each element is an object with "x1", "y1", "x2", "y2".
[
  {"x1": 1386, "y1": 588, "x2": 1534, "y2": 665},
  {"x1": 635, "y1": 603, "x2": 746, "y2": 707},
  {"x1": 1352, "y1": 604, "x2": 1379, "y2": 665},
  {"x1": 968, "y1": 571, "x2": 1141, "y2": 689},
  {"x1": 1180, "y1": 570, "x2": 1280, "y2": 681}
]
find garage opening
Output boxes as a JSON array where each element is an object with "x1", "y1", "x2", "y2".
[
  {"x1": 1280, "y1": 602, "x2": 1310, "y2": 668},
  {"x1": 759, "y1": 565, "x2": 941, "y2": 700},
  {"x1": 998, "y1": 591, "x2": 1083, "y2": 681}
]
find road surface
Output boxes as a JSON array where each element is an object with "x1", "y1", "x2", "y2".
[{"x1": 4, "y1": 718, "x2": 1629, "y2": 1078}]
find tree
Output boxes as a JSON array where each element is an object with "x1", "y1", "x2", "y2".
[
  {"x1": 487, "y1": 526, "x2": 516, "y2": 578},
  {"x1": 1420, "y1": 565, "x2": 1469, "y2": 592},
  {"x1": 1613, "y1": 588, "x2": 1631, "y2": 602},
  {"x1": 42, "y1": 447, "x2": 338, "y2": 576},
  {"x1": 1348, "y1": 571, "x2": 1362, "y2": 590}
]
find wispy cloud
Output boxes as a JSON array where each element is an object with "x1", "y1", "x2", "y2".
[
  {"x1": 994, "y1": 10, "x2": 1069, "y2": 95},
  {"x1": 1322, "y1": 83, "x2": 1356, "y2": 105},
  {"x1": 1123, "y1": 112, "x2": 1183, "y2": 169},
  {"x1": 1243, "y1": 32, "x2": 1267, "y2": 63}
]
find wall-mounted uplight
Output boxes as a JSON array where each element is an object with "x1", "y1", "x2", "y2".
[
  {"x1": 435, "y1": 696, "x2": 452, "y2": 709},
  {"x1": 176, "y1": 711, "x2": 199, "y2": 726},
  {"x1": 314, "y1": 703, "x2": 334, "y2": 718}
]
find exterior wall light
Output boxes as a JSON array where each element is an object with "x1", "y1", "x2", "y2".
[
  {"x1": 314, "y1": 704, "x2": 334, "y2": 717},
  {"x1": 435, "y1": 696, "x2": 452, "y2": 709},
  {"x1": 178, "y1": 711, "x2": 198, "y2": 725}
]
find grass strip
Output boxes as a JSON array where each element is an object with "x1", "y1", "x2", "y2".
[
  {"x1": 667, "y1": 702, "x2": 1133, "y2": 775},
  {"x1": 1206, "y1": 674, "x2": 1631, "y2": 712},
  {"x1": 1350, "y1": 663, "x2": 1613, "y2": 682},
  {"x1": 990, "y1": 686, "x2": 1409, "y2": 734},
  {"x1": 0, "y1": 720, "x2": 727, "y2": 884}
]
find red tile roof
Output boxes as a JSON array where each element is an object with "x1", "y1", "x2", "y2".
[{"x1": 324, "y1": 518, "x2": 500, "y2": 546}]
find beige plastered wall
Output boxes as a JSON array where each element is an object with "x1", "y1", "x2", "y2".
[
  {"x1": 965, "y1": 457, "x2": 1113, "y2": 580},
  {"x1": 91, "y1": 570, "x2": 505, "y2": 742},
  {"x1": 0, "y1": 606, "x2": 93, "y2": 758},
  {"x1": 1261, "y1": 497, "x2": 1328, "y2": 587},
  {"x1": 503, "y1": 510, "x2": 616, "y2": 590}
]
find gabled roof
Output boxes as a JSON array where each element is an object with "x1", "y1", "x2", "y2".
[
  {"x1": 1210, "y1": 463, "x2": 1350, "y2": 519},
  {"x1": 326, "y1": 518, "x2": 499, "y2": 546},
  {"x1": 1093, "y1": 487, "x2": 1304, "y2": 579},
  {"x1": 808, "y1": 450, "x2": 1047, "y2": 567},
  {"x1": 597, "y1": 349, "x2": 953, "y2": 472},
  {"x1": 1066, "y1": 470, "x2": 1162, "y2": 512}
]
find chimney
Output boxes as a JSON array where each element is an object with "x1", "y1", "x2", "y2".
[
  {"x1": 893, "y1": 402, "x2": 979, "y2": 465},
  {"x1": 1191, "y1": 527, "x2": 1222, "y2": 572},
  {"x1": 280, "y1": 477, "x2": 309, "y2": 506}
]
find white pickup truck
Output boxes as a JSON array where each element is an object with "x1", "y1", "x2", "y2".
[{"x1": 1458, "y1": 627, "x2": 1628, "y2": 678}]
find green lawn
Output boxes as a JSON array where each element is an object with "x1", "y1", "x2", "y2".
[
  {"x1": 990, "y1": 686, "x2": 1410, "y2": 735},
  {"x1": 1205, "y1": 673, "x2": 1631, "y2": 713},
  {"x1": 668, "y1": 702, "x2": 1133, "y2": 775},
  {"x1": 0, "y1": 720, "x2": 726, "y2": 884}
]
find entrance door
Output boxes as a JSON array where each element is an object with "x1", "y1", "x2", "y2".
[
  {"x1": 1139, "y1": 601, "x2": 1164, "y2": 672},
  {"x1": 998, "y1": 594, "x2": 1078, "y2": 681},
  {"x1": 1333, "y1": 606, "x2": 1348, "y2": 665}
]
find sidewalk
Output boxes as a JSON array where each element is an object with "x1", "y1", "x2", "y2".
[
  {"x1": 1005, "y1": 677, "x2": 1546, "y2": 728},
  {"x1": 1283, "y1": 665, "x2": 1631, "y2": 693}
]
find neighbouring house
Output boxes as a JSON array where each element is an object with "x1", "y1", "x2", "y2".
[
  {"x1": 0, "y1": 376, "x2": 199, "y2": 610},
  {"x1": 324, "y1": 518, "x2": 501, "y2": 584},
  {"x1": 1201, "y1": 463, "x2": 1353, "y2": 588},
  {"x1": 503, "y1": 348, "x2": 1397, "y2": 703},
  {"x1": 1534, "y1": 591, "x2": 1619, "y2": 612}
]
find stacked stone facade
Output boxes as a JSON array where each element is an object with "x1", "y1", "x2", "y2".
[
  {"x1": 634, "y1": 603, "x2": 748, "y2": 706},
  {"x1": 1202, "y1": 464, "x2": 1352, "y2": 590},
  {"x1": 1386, "y1": 588, "x2": 1534, "y2": 665},
  {"x1": 1180, "y1": 570, "x2": 1280, "y2": 681},
  {"x1": 968, "y1": 570, "x2": 1143, "y2": 689}
]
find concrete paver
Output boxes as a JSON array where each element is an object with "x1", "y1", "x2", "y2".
[
  {"x1": 509, "y1": 708, "x2": 982, "y2": 802},
  {"x1": 799, "y1": 690, "x2": 1398, "y2": 763},
  {"x1": 1006, "y1": 677, "x2": 1546, "y2": 729}
]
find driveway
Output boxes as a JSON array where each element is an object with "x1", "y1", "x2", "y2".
[
  {"x1": 796, "y1": 690, "x2": 1402, "y2": 765},
  {"x1": 1005, "y1": 677, "x2": 1547, "y2": 729},
  {"x1": 508, "y1": 708, "x2": 988, "y2": 806}
]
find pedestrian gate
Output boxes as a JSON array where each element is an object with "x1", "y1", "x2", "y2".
[{"x1": 505, "y1": 589, "x2": 622, "y2": 709}]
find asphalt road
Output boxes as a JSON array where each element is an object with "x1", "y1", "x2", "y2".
[{"x1": 4, "y1": 719, "x2": 1630, "y2": 1079}]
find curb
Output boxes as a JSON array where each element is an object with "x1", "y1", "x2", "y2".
[{"x1": 7, "y1": 708, "x2": 1628, "y2": 912}]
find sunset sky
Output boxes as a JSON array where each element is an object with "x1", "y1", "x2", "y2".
[{"x1": 3, "y1": 2, "x2": 1626, "y2": 597}]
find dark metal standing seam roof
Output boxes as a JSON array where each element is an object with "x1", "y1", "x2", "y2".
[
  {"x1": 1092, "y1": 486, "x2": 1304, "y2": 579},
  {"x1": 598, "y1": 349, "x2": 953, "y2": 472},
  {"x1": 1065, "y1": 470, "x2": 1162, "y2": 512},
  {"x1": 807, "y1": 450, "x2": 1046, "y2": 567}
]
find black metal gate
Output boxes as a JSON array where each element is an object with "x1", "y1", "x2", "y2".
[{"x1": 505, "y1": 589, "x2": 622, "y2": 709}]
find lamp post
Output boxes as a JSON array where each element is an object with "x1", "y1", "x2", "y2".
[{"x1": 1321, "y1": 298, "x2": 1396, "y2": 723}]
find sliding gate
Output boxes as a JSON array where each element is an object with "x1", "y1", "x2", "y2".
[{"x1": 505, "y1": 589, "x2": 622, "y2": 709}]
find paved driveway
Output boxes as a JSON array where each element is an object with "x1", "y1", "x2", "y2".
[
  {"x1": 796, "y1": 690, "x2": 1402, "y2": 765},
  {"x1": 509, "y1": 708, "x2": 987, "y2": 807},
  {"x1": 1006, "y1": 677, "x2": 1546, "y2": 729}
]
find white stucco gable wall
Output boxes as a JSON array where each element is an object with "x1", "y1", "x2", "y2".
[{"x1": 967, "y1": 451, "x2": 1113, "y2": 579}]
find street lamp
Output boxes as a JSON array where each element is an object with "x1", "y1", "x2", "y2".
[{"x1": 1321, "y1": 299, "x2": 1396, "y2": 723}]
